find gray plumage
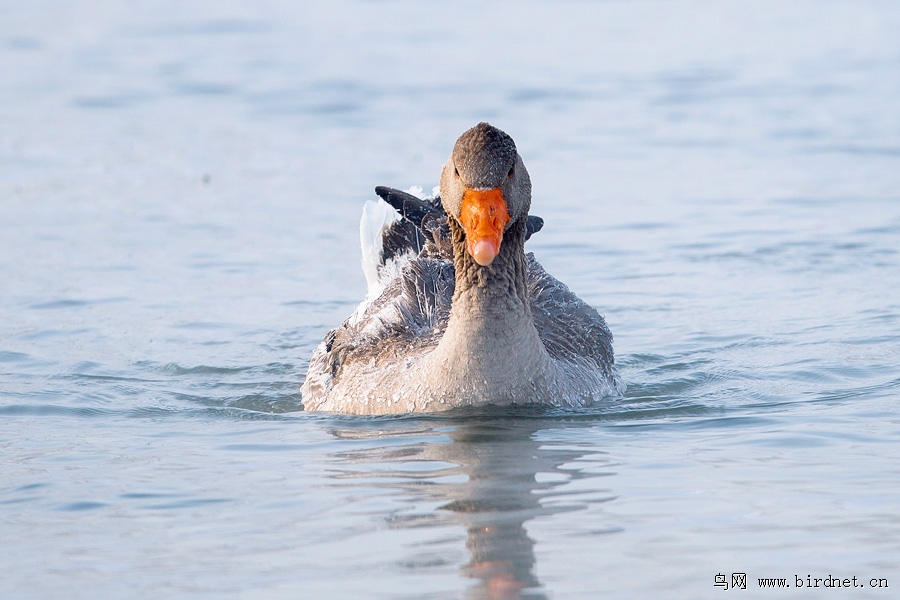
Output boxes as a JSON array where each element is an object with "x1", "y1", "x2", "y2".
[{"x1": 302, "y1": 123, "x2": 624, "y2": 414}]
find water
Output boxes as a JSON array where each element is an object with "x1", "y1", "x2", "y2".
[{"x1": 2, "y1": 0, "x2": 899, "y2": 597}]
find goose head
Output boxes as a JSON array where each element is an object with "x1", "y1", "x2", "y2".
[{"x1": 439, "y1": 123, "x2": 533, "y2": 266}]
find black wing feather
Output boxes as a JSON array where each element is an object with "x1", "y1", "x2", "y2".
[{"x1": 375, "y1": 186, "x2": 544, "y2": 247}]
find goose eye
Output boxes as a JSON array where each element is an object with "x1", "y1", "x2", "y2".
[
  {"x1": 507, "y1": 167, "x2": 514, "y2": 178},
  {"x1": 454, "y1": 167, "x2": 460, "y2": 178}
]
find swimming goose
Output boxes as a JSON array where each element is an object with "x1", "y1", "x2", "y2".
[{"x1": 302, "y1": 122, "x2": 623, "y2": 414}]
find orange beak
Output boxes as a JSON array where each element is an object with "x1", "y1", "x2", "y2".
[{"x1": 459, "y1": 188, "x2": 511, "y2": 266}]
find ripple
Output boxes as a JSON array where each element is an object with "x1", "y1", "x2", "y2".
[
  {"x1": 70, "y1": 93, "x2": 152, "y2": 109},
  {"x1": 145, "y1": 498, "x2": 231, "y2": 510},
  {"x1": 816, "y1": 376, "x2": 900, "y2": 403},
  {"x1": 58, "y1": 501, "x2": 107, "y2": 511},
  {"x1": 219, "y1": 443, "x2": 310, "y2": 452},
  {"x1": 0, "y1": 351, "x2": 30, "y2": 363},
  {"x1": 224, "y1": 393, "x2": 303, "y2": 413},
  {"x1": 140, "y1": 362, "x2": 251, "y2": 376},
  {"x1": 0, "y1": 404, "x2": 114, "y2": 418},
  {"x1": 29, "y1": 299, "x2": 89, "y2": 310}
]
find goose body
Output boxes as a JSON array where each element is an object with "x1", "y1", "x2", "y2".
[{"x1": 302, "y1": 123, "x2": 624, "y2": 414}]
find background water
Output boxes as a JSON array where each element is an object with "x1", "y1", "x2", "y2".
[{"x1": 2, "y1": 1, "x2": 899, "y2": 598}]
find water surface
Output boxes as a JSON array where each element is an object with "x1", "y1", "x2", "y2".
[{"x1": 2, "y1": 1, "x2": 899, "y2": 598}]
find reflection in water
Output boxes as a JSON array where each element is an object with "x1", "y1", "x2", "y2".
[
  {"x1": 444, "y1": 424, "x2": 550, "y2": 599},
  {"x1": 325, "y1": 414, "x2": 616, "y2": 599}
]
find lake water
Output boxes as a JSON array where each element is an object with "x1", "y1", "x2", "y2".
[{"x1": 2, "y1": 1, "x2": 899, "y2": 598}]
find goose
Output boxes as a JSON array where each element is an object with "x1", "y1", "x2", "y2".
[{"x1": 301, "y1": 122, "x2": 624, "y2": 414}]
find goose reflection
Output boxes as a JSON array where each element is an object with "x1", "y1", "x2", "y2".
[{"x1": 325, "y1": 413, "x2": 616, "y2": 599}]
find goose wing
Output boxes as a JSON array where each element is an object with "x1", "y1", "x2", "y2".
[
  {"x1": 525, "y1": 254, "x2": 620, "y2": 386},
  {"x1": 303, "y1": 254, "x2": 454, "y2": 403},
  {"x1": 304, "y1": 190, "x2": 454, "y2": 403}
]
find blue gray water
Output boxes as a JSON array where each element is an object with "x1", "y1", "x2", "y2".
[{"x1": 2, "y1": 1, "x2": 899, "y2": 598}]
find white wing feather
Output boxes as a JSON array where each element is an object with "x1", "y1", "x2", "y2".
[{"x1": 350, "y1": 199, "x2": 415, "y2": 326}]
